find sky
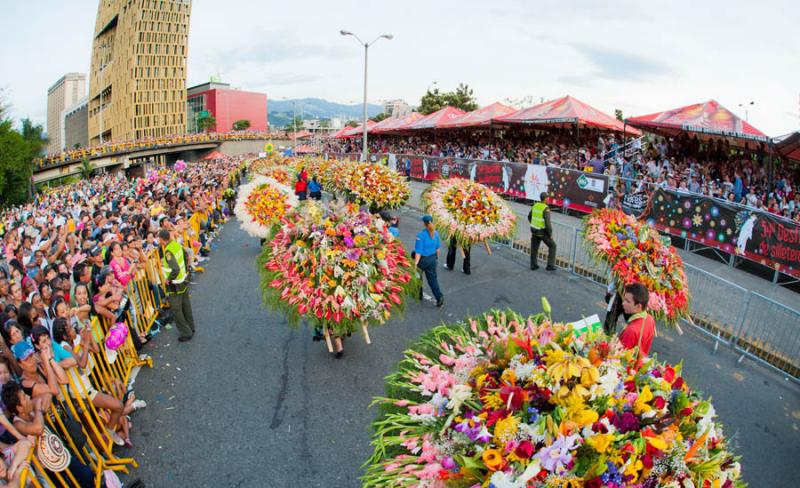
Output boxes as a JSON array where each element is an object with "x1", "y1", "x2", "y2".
[{"x1": 1, "y1": 0, "x2": 798, "y2": 136}]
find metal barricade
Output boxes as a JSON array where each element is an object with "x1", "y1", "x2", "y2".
[
  {"x1": 734, "y1": 292, "x2": 800, "y2": 378},
  {"x1": 682, "y1": 264, "x2": 750, "y2": 342}
]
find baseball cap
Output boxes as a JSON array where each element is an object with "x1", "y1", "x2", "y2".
[
  {"x1": 88, "y1": 246, "x2": 102, "y2": 257},
  {"x1": 12, "y1": 340, "x2": 35, "y2": 361},
  {"x1": 421, "y1": 215, "x2": 433, "y2": 224}
]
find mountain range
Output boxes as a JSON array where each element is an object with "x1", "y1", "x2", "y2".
[{"x1": 268, "y1": 98, "x2": 383, "y2": 127}]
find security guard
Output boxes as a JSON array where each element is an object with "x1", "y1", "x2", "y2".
[
  {"x1": 158, "y1": 229, "x2": 196, "y2": 342},
  {"x1": 528, "y1": 192, "x2": 557, "y2": 271}
]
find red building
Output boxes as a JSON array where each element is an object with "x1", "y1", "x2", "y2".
[{"x1": 187, "y1": 81, "x2": 268, "y2": 133}]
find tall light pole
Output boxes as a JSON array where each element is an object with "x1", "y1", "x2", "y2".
[
  {"x1": 340, "y1": 30, "x2": 393, "y2": 161},
  {"x1": 738, "y1": 101, "x2": 754, "y2": 122}
]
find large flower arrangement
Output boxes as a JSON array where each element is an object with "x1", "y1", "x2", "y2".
[
  {"x1": 249, "y1": 156, "x2": 290, "y2": 175},
  {"x1": 363, "y1": 308, "x2": 743, "y2": 488},
  {"x1": 259, "y1": 199, "x2": 419, "y2": 338},
  {"x1": 422, "y1": 178, "x2": 517, "y2": 247},
  {"x1": 291, "y1": 156, "x2": 333, "y2": 182},
  {"x1": 258, "y1": 166, "x2": 295, "y2": 186},
  {"x1": 234, "y1": 176, "x2": 298, "y2": 238},
  {"x1": 344, "y1": 161, "x2": 410, "y2": 211},
  {"x1": 584, "y1": 209, "x2": 689, "y2": 324}
]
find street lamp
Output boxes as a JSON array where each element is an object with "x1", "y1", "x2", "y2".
[
  {"x1": 340, "y1": 30, "x2": 393, "y2": 161},
  {"x1": 738, "y1": 101, "x2": 754, "y2": 122}
]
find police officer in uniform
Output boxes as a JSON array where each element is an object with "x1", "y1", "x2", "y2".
[
  {"x1": 528, "y1": 192, "x2": 557, "y2": 271},
  {"x1": 158, "y1": 229, "x2": 196, "y2": 342}
]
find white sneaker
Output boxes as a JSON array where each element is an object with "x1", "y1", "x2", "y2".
[{"x1": 107, "y1": 428, "x2": 125, "y2": 447}]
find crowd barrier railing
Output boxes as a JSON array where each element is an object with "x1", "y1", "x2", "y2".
[
  {"x1": 11, "y1": 247, "x2": 170, "y2": 486},
  {"x1": 501, "y1": 218, "x2": 800, "y2": 381}
]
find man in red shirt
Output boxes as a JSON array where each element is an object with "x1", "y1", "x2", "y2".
[{"x1": 619, "y1": 283, "x2": 656, "y2": 359}]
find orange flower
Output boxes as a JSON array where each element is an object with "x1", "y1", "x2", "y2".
[{"x1": 482, "y1": 448, "x2": 505, "y2": 471}]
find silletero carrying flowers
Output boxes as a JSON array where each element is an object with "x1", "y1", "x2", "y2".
[
  {"x1": 583, "y1": 209, "x2": 689, "y2": 325},
  {"x1": 258, "y1": 199, "x2": 419, "y2": 348},
  {"x1": 234, "y1": 176, "x2": 298, "y2": 238},
  {"x1": 363, "y1": 307, "x2": 743, "y2": 488},
  {"x1": 422, "y1": 177, "x2": 517, "y2": 247}
]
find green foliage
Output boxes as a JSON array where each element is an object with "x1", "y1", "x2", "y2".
[
  {"x1": 285, "y1": 115, "x2": 304, "y2": 132},
  {"x1": 344, "y1": 120, "x2": 360, "y2": 128},
  {"x1": 370, "y1": 112, "x2": 390, "y2": 123},
  {"x1": 0, "y1": 116, "x2": 41, "y2": 206},
  {"x1": 615, "y1": 109, "x2": 624, "y2": 121},
  {"x1": 79, "y1": 157, "x2": 95, "y2": 180},
  {"x1": 233, "y1": 119, "x2": 251, "y2": 130},
  {"x1": 418, "y1": 83, "x2": 478, "y2": 115},
  {"x1": 198, "y1": 115, "x2": 217, "y2": 132}
]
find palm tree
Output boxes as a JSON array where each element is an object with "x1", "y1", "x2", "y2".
[{"x1": 79, "y1": 157, "x2": 95, "y2": 180}]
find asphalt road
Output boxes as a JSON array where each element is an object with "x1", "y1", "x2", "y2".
[{"x1": 125, "y1": 206, "x2": 800, "y2": 488}]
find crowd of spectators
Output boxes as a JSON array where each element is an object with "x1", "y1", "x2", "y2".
[
  {"x1": 36, "y1": 131, "x2": 285, "y2": 169},
  {"x1": 0, "y1": 154, "x2": 243, "y2": 485},
  {"x1": 325, "y1": 130, "x2": 800, "y2": 222}
]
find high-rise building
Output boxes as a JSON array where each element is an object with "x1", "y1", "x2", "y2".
[
  {"x1": 383, "y1": 99, "x2": 411, "y2": 118},
  {"x1": 187, "y1": 81, "x2": 268, "y2": 134},
  {"x1": 46, "y1": 73, "x2": 86, "y2": 154},
  {"x1": 62, "y1": 97, "x2": 89, "y2": 150},
  {"x1": 88, "y1": 0, "x2": 192, "y2": 145}
]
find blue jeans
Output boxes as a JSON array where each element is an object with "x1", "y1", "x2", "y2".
[{"x1": 417, "y1": 255, "x2": 443, "y2": 301}]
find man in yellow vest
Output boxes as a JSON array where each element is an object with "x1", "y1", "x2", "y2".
[
  {"x1": 527, "y1": 192, "x2": 557, "y2": 271},
  {"x1": 158, "y1": 229, "x2": 196, "y2": 342}
]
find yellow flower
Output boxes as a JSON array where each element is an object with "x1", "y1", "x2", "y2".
[
  {"x1": 493, "y1": 415, "x2": 520, "y2": 444},
  {"x1": 570, "y1": 408, "x2": 599, "y2": 427},
  {"x1": 586, "y1": 433, "x2": 614, "y2": 453},
  {"x1": 624, "y1": 458, "x2": 644, "y2": 478},
  {"x1": 501, "y1": 369, "x2": 517, "y2": 385},
  {"x1": 633, "y1": 385, "x2": 653, "y2": 415},
  {"x1": 481, "y1": 393, "x2": 504, "y2": 410},
  {"x1": 482, "y1": 448, "x2": 505, "y2": 471}
]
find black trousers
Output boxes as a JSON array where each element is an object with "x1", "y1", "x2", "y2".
[
  {"x1": 445, "y1": 237, "x2": 470, "y2": 274},
  {"x1": 530, "y1": 231, "x2": 556, "y2": 268}
]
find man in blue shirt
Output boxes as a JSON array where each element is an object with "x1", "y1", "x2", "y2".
[
  {"x1": 308, "y1": 177, "x2": 322, "y2": 200},
  {"x1": 414, "y1": 215, "x2": 444, "y2": 307}
]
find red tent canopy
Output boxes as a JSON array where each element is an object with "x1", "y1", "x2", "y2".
[
  {"x1": 330, "y1": 126, "x2": 354, "y2": 139},
  {"x1": 405, "y1": 106, "x2": 466, "y2": 131},
  {"x1": 494, "y1": 95, "x2": 641, "y2": 135},
  {"x1": 439, "y1": 102, "x2": 517, "y2": 129},
  {"x1": 295, "y1": 144, "x2": 318, "y2": 154},
  {"x1": 367, "y1": 116, "x2": 402, "y2": 134},
  {"x1": 625, "y1": 100, "x2": 767, "y2": 144},
  {"x1": 775, "y1": 132, "x2": 800, "y2": 162},
  {"x1": 201, "y1": 149, "x2": 225, "y2": 160},
  {"x1": 342, "y1": 120, "x2": 377, "y2": 138},
  {"x1": 292, "y1": 130, "x2": 313, "y2": 140},
  {"x1": 371, "y1": 112, "x2": 423, "y2": 134}
]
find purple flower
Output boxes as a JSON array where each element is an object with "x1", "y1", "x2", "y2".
[
  {"x1": 441, "y1": 456, "x2": 458, "y2": 471},
  {"x1": 611, "y1": 411, "x2": 640, "y2": 434},
  {"x1": 534, "y1": 434, "x2": 579, "y2": 473},
  {"x1": 344, "y1": 236, "x2": 355, "y2": 248}
]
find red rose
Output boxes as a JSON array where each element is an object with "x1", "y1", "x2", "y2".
[
  {"x1": 663, "y1": 365, "x2": 676, "y2": 384},
  {"x1": 653, "y1": 396, "x2": 666, "y2": 410},
  {"x1": 585, "y1": 478, "x2": 603, "y2": 488},
  {"x1": 673, "y1": 377, "x2": 684, "y2": 390},
  {"x1": 514, "y1": 440, "x2": 534, "y2": 459},
  {"x1": 642, "y1": 454, "x2": 653, "y2": 469},
  {"x1": 680, "y1": 407, "x2": 693, "y2": 417}
]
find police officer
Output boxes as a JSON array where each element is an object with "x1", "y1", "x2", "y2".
[
  {"x1": 158, "y1": 229, "x2": 196, "y2": 342},
  {"x1": 528, "y1": 192, "x2": 557, "y2": 271},
  {"x1": 414, "y1": 215, "x2": 444, "y2": 307}
]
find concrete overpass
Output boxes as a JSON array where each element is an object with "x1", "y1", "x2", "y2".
[{"x1": 33, "y1": 138, "x2": 295, "y2": 184}]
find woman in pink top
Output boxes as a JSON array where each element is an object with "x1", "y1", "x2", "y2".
[{"x1": 107, "y1": 242, "x2": 136, "y2": 288}]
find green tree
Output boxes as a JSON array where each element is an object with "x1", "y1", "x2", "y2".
[
  {"x1": 198, "y1": 115, "x2": 217, "y2": 132},
  {"x1": 370, "y1": 112, "x2": 390, "y2": 122},
  {"x1": 20, "y1": 118, "x2": 48, "y2": 156},
  {"x1": 319, "y1": 119, "x2": 331, "y2": 129},
  {"x1": 0, "y1": 120, "x2": 34, "y2": 206},
  {"x1": 418, "y1": 83, "x2": 478, "y2": 114},
  {"x1": 614, "y1": 109, "x2": 624, "y2": 121},
  {"x1": 233, "y1": 119, "x2": 251, "y2": 130},
  {"x1": 79, "y1": 157, "x2": 95, "y2": 180},
  {"x1": 286, "y1": 116, "x2": 304, "y2": 132},
  {"x1": 344, "y1": 120, "x2": 360, "y2": 128}
]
